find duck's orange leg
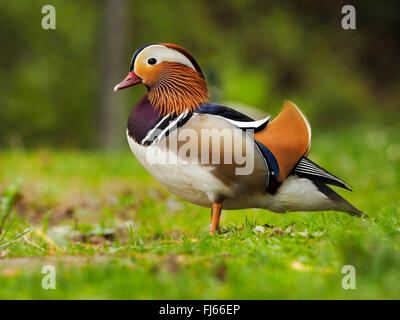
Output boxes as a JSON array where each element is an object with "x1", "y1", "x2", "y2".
[{"x1": 210, "y1": 202, "x2": 222, "y2": 234}]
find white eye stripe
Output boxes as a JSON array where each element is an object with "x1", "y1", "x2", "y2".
[{"x1": 135, "y1": 45, "x2": 196, "y2": 71}]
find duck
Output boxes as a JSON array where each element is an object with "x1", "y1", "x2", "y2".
[{"x1": 114, "y1": 43, "x2": 367, "y2": 233}]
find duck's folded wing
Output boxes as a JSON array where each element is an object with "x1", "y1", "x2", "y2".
[
  {"x1": 196, "y1": 102, "x2": 311, "y2": 184},
  {"x1": 181, "y1": 113, "x2": 270, "y2": 195},
  {"x1": 254, "y1": 101, "x2": 311, "y2": 182}
]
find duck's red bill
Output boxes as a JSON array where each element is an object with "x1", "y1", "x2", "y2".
[{"x1": 114, "y1": 71, "x2": 142, "y2": 92}]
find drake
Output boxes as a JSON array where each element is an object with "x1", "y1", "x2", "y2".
[{"x1": 114, "y1": 43, "x2": 366, "y2": 233}]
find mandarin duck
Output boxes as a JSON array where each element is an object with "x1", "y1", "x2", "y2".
[{"x1": 114, "y1": 43, "x2": 366, "y2": 233}]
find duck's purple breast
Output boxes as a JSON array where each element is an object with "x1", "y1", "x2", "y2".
[{"x1": 127, "y1": 96, "x2": 161, "y2": 143}]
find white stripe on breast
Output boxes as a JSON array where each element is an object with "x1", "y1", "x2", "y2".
[
  {"x1": 153, "y1": 110, "x2": 188, "y2": 143},
  {"x1": 141, "y1": 113, "x2": 170, "y2": 145}
]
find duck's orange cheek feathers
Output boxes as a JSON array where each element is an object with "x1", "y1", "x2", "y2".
[{"x1": 134, "y1": 61, "x2": 163, "y2": 86}]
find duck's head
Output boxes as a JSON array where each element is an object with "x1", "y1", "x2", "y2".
[{"x1": 114, "y1": 43, "x2": 209, "y2": 115}]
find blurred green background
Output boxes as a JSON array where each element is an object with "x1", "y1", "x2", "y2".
[{"x1": 1, "y1": 0, "x2": 399, "y2": 149}]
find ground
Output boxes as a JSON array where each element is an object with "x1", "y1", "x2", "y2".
[{"x1": 0, "y1": 124, "x2": 399, "y2": 299}]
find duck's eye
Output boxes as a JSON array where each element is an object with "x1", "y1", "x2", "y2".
[{"x1": 147, "y1": 58, "x2": 157, "y2": 65}]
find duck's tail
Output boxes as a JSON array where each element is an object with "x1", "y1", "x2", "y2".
[
  {"x1": 314, "y1": 181, "x2": 368, "y2": 218},
  {"x1": 292, "y1": 157, "x2": 367, "y2": 218}
]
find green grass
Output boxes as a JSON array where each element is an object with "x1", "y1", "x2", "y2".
[{"x1": 0, "y1": 124, "x2": 399, "y2": 299}]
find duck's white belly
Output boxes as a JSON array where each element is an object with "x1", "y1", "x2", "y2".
[{"x1": 127, "y1": 133, "x2": 233, "y2": 207}]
